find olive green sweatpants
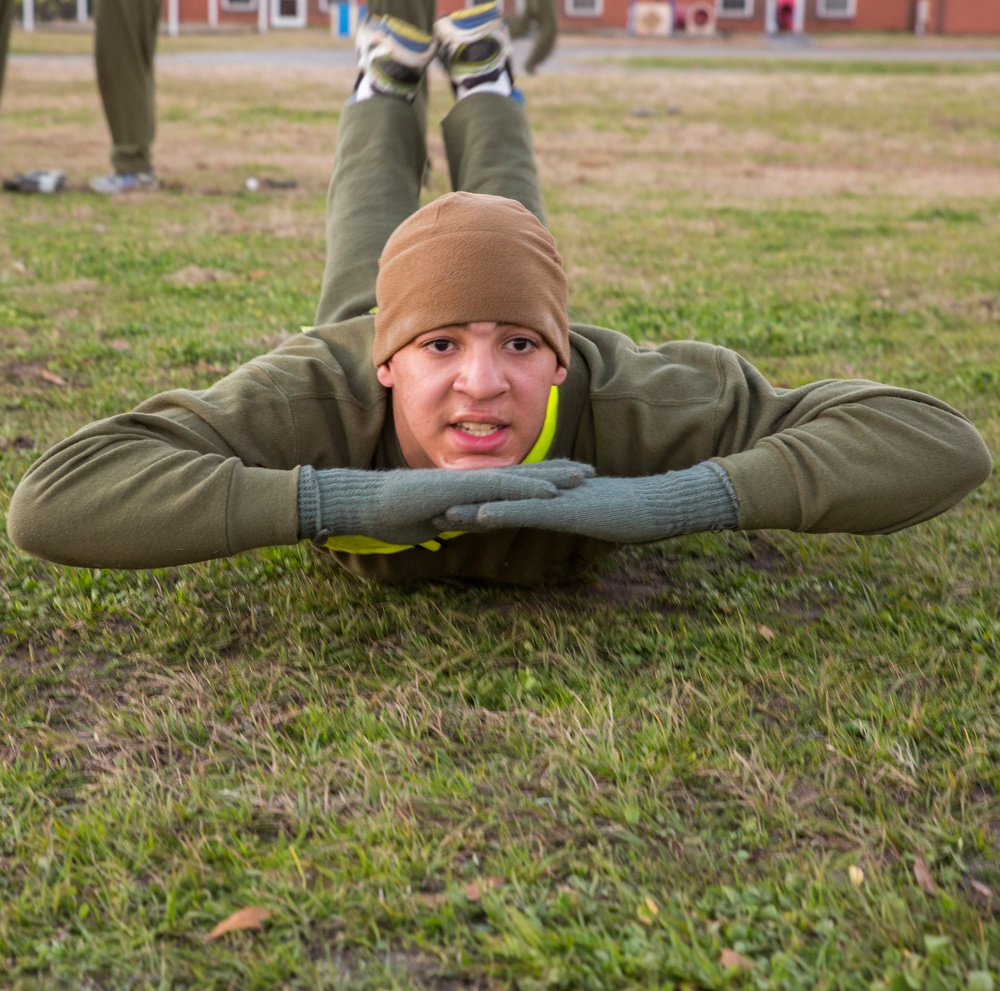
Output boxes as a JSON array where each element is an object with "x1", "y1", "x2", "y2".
[
  {"x1": 0, "y1": 0, "x2": 15, "y2": 108},
  {"x1": 313, "y1": 91, "x2": 544, "y2": 328},
  {"x1": 94, "y1": 0, "x2": 162, "y2": 175}
]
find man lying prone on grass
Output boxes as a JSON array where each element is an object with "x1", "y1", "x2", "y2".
[{"x1": 7, "y1": 2, "x2": 992, "y2": 587}]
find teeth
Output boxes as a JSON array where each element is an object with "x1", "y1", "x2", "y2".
[{"x1": 456, "y1": 422, "x2": 502, "y2": 436}]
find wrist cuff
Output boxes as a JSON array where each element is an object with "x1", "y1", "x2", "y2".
[
  {"x1": 297, "y1": 465, "x2": 322, "y2": 540},
  {"x1": 662, "y1": 462, "x2": 740, "y2": 535}
]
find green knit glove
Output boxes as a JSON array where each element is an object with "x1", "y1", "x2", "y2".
[
  {"x1": 438, "y1": 462, "x2": 739, "y2": 543},
  {"x1": 298, "y1": 460, "x2": 595, "y2": 546}
]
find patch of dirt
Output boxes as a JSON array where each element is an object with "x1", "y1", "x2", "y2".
[
  {"x1": 164, "y1": 264, "x2": 236, "y2": 285},
  {"x1": 0, "y1": 434, "x2": 36, "y2": 451},
  {"x1": 4, "y1": 59, "x2": 997, "y2": 207},
  {"x1": 2, "y1": 361, "x2": 69, "y2": 386},
  {"x1": 48, "y1": 277, "x2": 103, "y2": 294}
]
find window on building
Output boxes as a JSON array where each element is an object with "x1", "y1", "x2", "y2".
[
  {"x1": 565, "y1": 0, "x2": 603, "y2": 18},
  {"x1": 817, "y1": 0, "x2": 856, "y2": 17},
  {"x1": 717, "y1": 0, "x2": 753, "y2": 16},
  {"x1": 221, "y1": 0, "x2": 258, "y2": 10}
]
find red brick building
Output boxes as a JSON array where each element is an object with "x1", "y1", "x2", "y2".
[
  {"x1": 166, "y1": 0, "x2": 331, "y2": 30},
  {"x1": 151, "y1": 0, "x2": 1000, "y2": 35},
  {"x1": 587, "y1": 0, "x2": 1000, "y2": 36}
]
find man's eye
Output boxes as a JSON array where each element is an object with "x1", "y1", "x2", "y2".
[
  {"x1": 508, "y1": 338, "x2": 537, "y2": 353},
  {"x1": 424, "y1": 339, "x2": 454, "y2": 353}
]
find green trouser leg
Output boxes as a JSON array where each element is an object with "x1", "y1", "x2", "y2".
[
  {"x1": 365, "y1": 0, "x2": 435, "y2": 34},
  {"x1": 94, "y1": 0, "x2": 161, "y2": 175},
  {"x1": 0, "y1": 0, "x2": 14, "y2": 107},
  {"x1": 314, "y1": 97, "x2": 427, "y2": 327},
  {"x1": 442, "y1": 92, "x2": 546, "y2": 224},
  {"x1": 507, "y1": 12, "x2": 531, "y2": 39},
  {"x1": 315, "y1": 91, "x2": 544, "y2": 327},
  {"x1": 524, "y1": 0, "x2": 557, "y2": 74},
  {"x1": 313, "y1": 0, "x2": 442, "y2": 325}
]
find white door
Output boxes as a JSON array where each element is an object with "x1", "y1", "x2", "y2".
[{"x1": 271, "y1": 0, "x2": 307, "y2": 27}]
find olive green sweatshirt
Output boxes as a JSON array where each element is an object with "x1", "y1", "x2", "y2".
[{"x1": 7, "y1": 317, "x2": 992, "y2": 585}]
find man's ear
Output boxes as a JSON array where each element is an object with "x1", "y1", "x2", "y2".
[
  {"x1": 376, "y1": 362, "x2": 394, "y2": 388},
  {"x1": 553, "y1": 364, "x2": 568, "y2": 386}
]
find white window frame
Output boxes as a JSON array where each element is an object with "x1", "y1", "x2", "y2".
[
  {"x1": 319, "y1": 0, "x2": 330, "y2": 12},
  {"x1": 221, "y1": 0, "x2": 257, "y2": 10},
  {"x1": 565, "y1": 0, "x2": 603, "y2": 18},
  {"x1": 817, "y1": 0, "x2": 856, "y2": 17},
  {"x1": 717, "y1": 0, "x2": 753, "y2": 16},
  {"x1": 272, "y1": 0, "x2": 307, "y2": 26}
]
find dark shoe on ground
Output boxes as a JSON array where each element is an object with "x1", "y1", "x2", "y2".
[{"x1": 3, "y1": 168, "x2": 67, "y2": 193}]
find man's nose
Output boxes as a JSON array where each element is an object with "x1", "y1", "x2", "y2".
[{"x1": 455, "y1": 348, "x2": 508, "y2": 398}]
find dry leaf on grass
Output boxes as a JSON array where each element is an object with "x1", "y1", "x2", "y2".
[
  {"x1": 416, "y1": 891, "x2": 450, "y2": 908},
  {"x1": 637, "y1": 896, "x2": 660, "y2": 924},
  {"x1": 464, "y1": 877, "x2": 505, "y2": 901},
  {"x1": 720, "y1": 948, "x2": 754, "y2": 969},
  {"x1": 849, "y1": 865, "x2": 865, "y2": 888},
  {"x1": 914, "y1": 857, "x2": 937, "y2": 895},
  {"x1": 969, "y1": 879, "x2": 993, "y2": 900},
  {"x1": 205, "y1": 906, "x2": 270, "y2": 940},
  {"x1": 194, "y1": 361, "x2": 230, "y2": 375},
  {"x1": 758, "y1": 624, "x2": 776, "y2": 642},
  {"x1": 5, "y1": 364, "x2": 69, "y2": 386}
]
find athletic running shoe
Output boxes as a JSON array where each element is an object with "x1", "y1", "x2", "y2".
[
  {"x1": 89, "y1": 172, "x2": 158, "y2": 194},
  {"x1": 354, "y1": 14, "x2": 438, "y2": 102},
  {"x1": 434, "y1": 2, "x2": 514, "y2": 96}
]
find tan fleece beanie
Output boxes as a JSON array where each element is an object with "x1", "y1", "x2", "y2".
[{"x1": 373, "y1": 191, "x2": 570, "y2": 367}]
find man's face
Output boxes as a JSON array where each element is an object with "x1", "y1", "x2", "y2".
[{"x1": 376, "y1": 322, "x2": 568, "y2": 470}]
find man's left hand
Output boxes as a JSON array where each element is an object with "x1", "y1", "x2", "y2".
[{"x1": 437, "y1": 463, "x2": 740, "y2": 544}]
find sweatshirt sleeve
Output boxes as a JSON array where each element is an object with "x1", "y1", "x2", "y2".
[
  {"x1": 8, "y1": 324, "x2": 389, "y2": 569},
  {"x1": 7, "y1": 362, "x2": 304, "y2": 568},
  {"x1": 707, "y1": 350, "x2": 992, "y2": 535}
]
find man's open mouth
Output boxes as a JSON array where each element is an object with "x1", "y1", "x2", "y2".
[{"x1": 454, "y1": 422, "x2": 504, "y2": 437}]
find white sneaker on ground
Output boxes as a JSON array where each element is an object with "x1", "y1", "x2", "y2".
[{"x1": 89, "y1": 172, "x2": 158, "y2": 194}]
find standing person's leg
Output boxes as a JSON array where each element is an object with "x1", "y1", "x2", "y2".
[
  {"x1": 524, "y1": 0, "x2": 557, "y2": 75},
  {"x1": 92, "y1": 0, "x2": 161, "y2": 189},
  {"x1": 0, "y1": 0, "x2": 15, "y2": 108},
  {"x1": 506, "y1": 0, "x2": 531, "y2": 39}
]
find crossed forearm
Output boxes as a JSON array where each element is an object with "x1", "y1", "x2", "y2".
[{"x1": 297, "y1": 460, "x2": 738, "y2": 546}]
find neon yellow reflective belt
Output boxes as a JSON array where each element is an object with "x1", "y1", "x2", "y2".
[{"x1": 324, "y1": 385, "x2": 560, "y2": 554}]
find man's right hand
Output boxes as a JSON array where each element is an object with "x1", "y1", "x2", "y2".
[{"x1": 297, "y1": 459, "x2": 595, "y2": 546}]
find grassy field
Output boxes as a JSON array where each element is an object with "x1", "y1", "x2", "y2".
[{"x1": 1, "y1": 33, "x2": 998, "y2": 991}]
